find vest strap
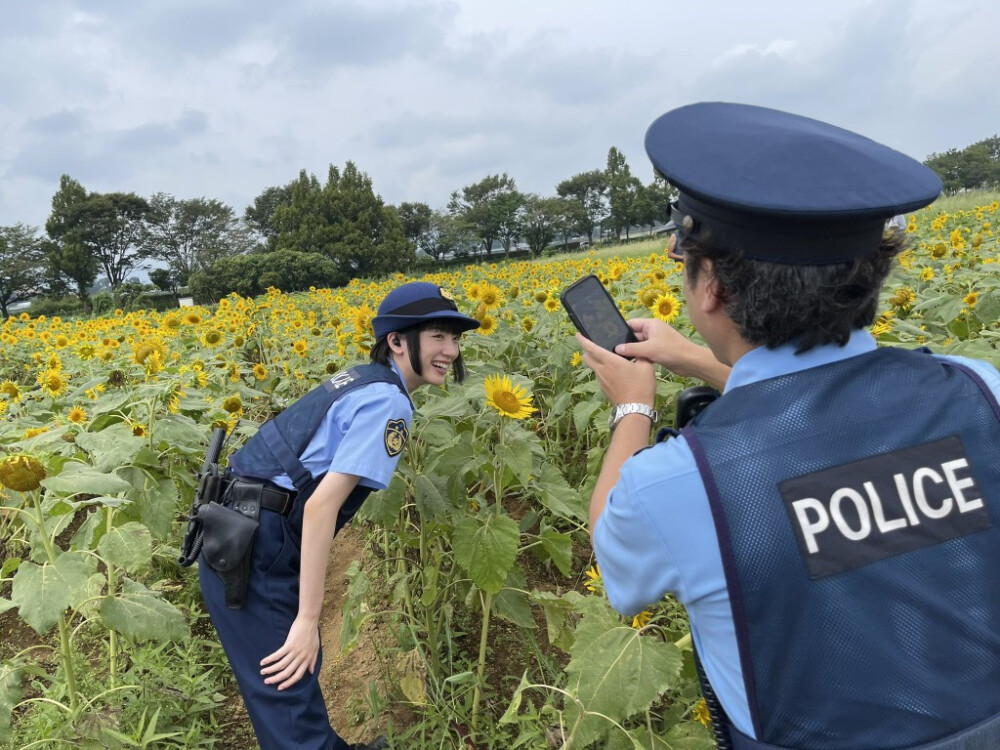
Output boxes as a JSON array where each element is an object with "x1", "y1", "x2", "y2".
[
  {"x1": 259, "y1": 420, "x2": 313, "y2": 492},
  {"x1": 729, "y1": 710, "x2": 1000, "y2": 750}
]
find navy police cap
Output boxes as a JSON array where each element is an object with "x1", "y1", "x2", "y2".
[
  {"x1": 645, "y1": 102, "x2": 942, "y2": 264},
  {"x1": 372, "y1": 281, "x2": 480, "y2": 341}
]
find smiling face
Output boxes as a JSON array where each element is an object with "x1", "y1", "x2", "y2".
[{"x1": 391, "y1": 325, "x2": 464, "y2": 391}]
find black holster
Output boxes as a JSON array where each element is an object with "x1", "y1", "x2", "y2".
[{"x1": 198, "y1": 500, "x2": 259, "y2": 610}]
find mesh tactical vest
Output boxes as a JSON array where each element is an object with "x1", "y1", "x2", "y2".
[
  {"x1": 684, "y1": 348, "x2": 1000, "y2": 750},
  {"x1": 228, "y1": 363, "x2": 410, "y2": 530}
]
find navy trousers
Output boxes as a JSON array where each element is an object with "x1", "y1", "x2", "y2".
[{"x1": 200, "y1": 507, "x2": 347, "y2": 750}]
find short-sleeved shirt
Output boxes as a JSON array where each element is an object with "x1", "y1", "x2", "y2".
[
  {"x1": 592, "y1": 330, "x2": 1000, "y2": 737},
  {"x1": 269, "y1": 360, "x2": 413, "y2": 492}
]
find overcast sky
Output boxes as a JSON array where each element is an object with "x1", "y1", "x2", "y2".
[{"x1": 1, "y1": 0, "x2": 997, "y2": 231}]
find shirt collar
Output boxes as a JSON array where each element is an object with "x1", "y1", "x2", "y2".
[
  {"x1": 724, "y1": 329, "x2": 877, "y2": 394},
  {"x1": 389, "y1": 359, "x2": 413, "y2": 399}
]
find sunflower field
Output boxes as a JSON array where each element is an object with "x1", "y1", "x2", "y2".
[{"x1": 1, "y1": 196, "x2": 999, "y2": 748}]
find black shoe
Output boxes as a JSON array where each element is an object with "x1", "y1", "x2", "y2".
[{"x1": 348, "y1": 737, "x2": 388, "y2": 750}]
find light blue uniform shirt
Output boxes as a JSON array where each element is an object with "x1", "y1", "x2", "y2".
[
  {"x1": 270, "y1": 360, "x2": 413, "y2": 492},
  {"x1": 592, "y1": 330, "x2": 1000, "y2": 737}
]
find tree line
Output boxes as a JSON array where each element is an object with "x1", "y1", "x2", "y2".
[
  {"x1": 924, "y1": 135, "x2": 1000, "y2": 195},
  {"x1": 0, "y1": 146, "x2": 678, "y2": 315},
  {"x1": 5, "y1": 129, "x2": 993, "y2": 316}
]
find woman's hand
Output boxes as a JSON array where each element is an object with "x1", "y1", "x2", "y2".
[{"x1": 260, "y1": 614, "x2": 320, "y2": 691}]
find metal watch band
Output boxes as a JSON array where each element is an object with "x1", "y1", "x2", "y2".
[{"x1": 609, "y1": 402, "x2": 658, "y2": 430}]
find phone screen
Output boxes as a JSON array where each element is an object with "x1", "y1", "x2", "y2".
[{"x1": 560, "y1": 275, "x2": 636, "y2": 353}]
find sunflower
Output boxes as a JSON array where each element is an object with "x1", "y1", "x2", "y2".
[
  {"x1": 1, "y1": 381, "x2": 21, "y2": 401},
  {"x1": 478, "y1": 283, "x2": 502, "y2": 309},
  {"x1": 963, "y1": 291, "x2": 979, "y2": 307},
  {"x1": 134, "y1": 338, "x2": 167, "y2": 365},
  {"x1": 583, "y1": 564, "x2": 603, "y2": 593},
  {"x1": 477, "y1": 315, "x2": 498, "y2": 336},
  {"x1": 293, "y1": 339, "x2": 308, "y2": 355},
  {"x1": 202, "y1": 329, "x2": 224, "y2": 347},
  {"x1": 651, "y1": 292, "x2": 681, "y2": 323},
  {"x1": 543, "y1": 296, "x2": 559, "y2": 313},
  {"x1": 129, "y1": 420, "x2": 148, "y2": 438},
  {"x1": 67, "y1": 406, "x2": 87, "y2": 424},
  {"x1": 39, "y1": 369, "x2": 67, "y2": 397},
  {"x1": 252, "y1": 363, "x2": 268, "y2": 380},
  {"x1": 484, "y1": 374, "x2": 535, "y2": 419},
  {"x1": 222, "y1": 394, "x2": 243, "y2": 414},
  {"x1": 183, "y1": 312, "x2": 202, "y2": 325},
  {"x1": 920, "y1": 267, "x2": 934, "y2": 282},
  {"x1": 631, "y1": 610, "x2": 653, "y2": 629},
  {"x1": 692, "y1": 699, "x2": 711, "y2": 729},
  {"x1": 521, "y1": 316, "x2": 535, "y2": 334},
  {"x1": 0, "y1": 454, "x2": 47, "y2": 492},
  {"x1": 638, "y1": 285, "x2": 666, "y2": 308}
]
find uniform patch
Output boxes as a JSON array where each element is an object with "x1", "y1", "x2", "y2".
[
  {"x1": 779, "y1": 435, "x2": 990, "y2": 579},
  {"x1": 326, "y1": 370, "x2": 357, "y2": 391},
  {"x1": 438, "y1": 287, "x2": 453, "y2": 301},
  {"x1": 384, "y1": 419, "x2": 408, "y2": 457}
]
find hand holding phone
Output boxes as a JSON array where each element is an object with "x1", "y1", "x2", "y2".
[{"x1": 560, "y1": 275, "x2": 637, "y2": 355}]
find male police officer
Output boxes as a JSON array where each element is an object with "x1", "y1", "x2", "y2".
[{"x1": 577, "y1": 102, "x2": 1000, "y2": 749}]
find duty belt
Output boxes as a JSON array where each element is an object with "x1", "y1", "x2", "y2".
[{"x1": 226, "y1": 477, "x2": 295, "y2": 517}]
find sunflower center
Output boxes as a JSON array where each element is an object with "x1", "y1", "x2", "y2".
[{"x1": 494, "y1": 391, "x2": 522, "y2": 414}]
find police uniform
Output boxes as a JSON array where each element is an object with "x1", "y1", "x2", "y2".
[
  {"x1": 592, "y1": 103, "x2": 1000, "y2": 750},
  {"x1": 197, "y1": 283, "x2": 479, "y2": 750}
]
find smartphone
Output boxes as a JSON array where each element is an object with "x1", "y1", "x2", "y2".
[{"x1": 560, "y1": 274, "x2": 637, "y2": 353}]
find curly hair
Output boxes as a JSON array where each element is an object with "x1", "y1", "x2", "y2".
[{"x1": 681, "y1": 228, "x2": 907, "y2": 353}]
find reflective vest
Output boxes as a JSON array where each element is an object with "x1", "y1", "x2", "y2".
[
  {"x1": 228, "y1": 363, "x2": 410, "y2": 529},
  {"x1": 684, "y1": 348, "x2": 1000, "y2": 750}
]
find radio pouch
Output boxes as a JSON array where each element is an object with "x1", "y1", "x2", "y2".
[{"x1": 198, "y1": 502, "x2": 259, "y2": 610}]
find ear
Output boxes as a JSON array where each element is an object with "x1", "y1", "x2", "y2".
[{"x1": 388, "y1": 333, "x2": 404, "y2": 353}]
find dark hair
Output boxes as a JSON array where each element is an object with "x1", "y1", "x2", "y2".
[
  {"x1": 681, "y1": 228, "x2": 906, "y2": 353},
  {"x1": 369, "y1": 319, "x2": 469, "y2": 383}
]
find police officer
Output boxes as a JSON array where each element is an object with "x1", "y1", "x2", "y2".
[
  {"x1": 198, "y1": 282, "x2": 479, "y2": 750},
  {"x1": 577, "y1": 103, "x2": 1000, "y2": 749}
]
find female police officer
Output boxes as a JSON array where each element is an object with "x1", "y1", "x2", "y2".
[{"x1": 197, "y1": 282, "x2": 479, "y2": 750}]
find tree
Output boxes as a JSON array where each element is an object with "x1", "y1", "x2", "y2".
[
  {"x1": 556, "y1": 170, "x2": 607, "y2": 246},
  {"x1": 44, "y1": 176, "x2": 100, "y2": 312},
  {"x1": 46, "y1": 176, "x2": 152, "y2": 291},
  {"x1": 448, "y1": 173, "x2": 522, "y2": 258},
  {"x1": 144, "y1": 193, "x2": 255, "y2": 286},
  {"x1": 521, "y1": 195, "x2": 565, "y2": 257},
  {"x1": 189, "y1": 249, "x2": 344, "y2": 303},
  {"x1": 605, "y1": 147, "x2": 643, "y2": 241},
  {"x1": 273, "y1": 162, "x2": 414, "y2": 281},
  {"x1": 639, "y1": 175, "x2": 678, "y2": 232},
  {"x1": 925, "y1": 136, "x2": 1000, "y2": 194},
  {"x1": 244, "y1": 183, "x2": 294, "y2": 250},
  {"x1": 0, "y1": 224, "x2": 47, "y2": 318},
  {"x1": 395, "y1": 201, "x2": 434, "y2": 252}
]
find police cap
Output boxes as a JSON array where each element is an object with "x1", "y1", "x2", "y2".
[
  {"x1": 372, "y1": 282, "x2": 480, "y2": 341},
  {"x1": 645, "y1": 102, "x2": 942, "y2": 264}
]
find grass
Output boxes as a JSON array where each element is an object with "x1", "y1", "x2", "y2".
[{"x1": 930, "y1": 189, "x2": 1000, "y2": 214}]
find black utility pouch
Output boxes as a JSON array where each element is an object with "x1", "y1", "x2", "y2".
[{"x1": 198, "y1": 502, "x2": 259, "y2": 610}]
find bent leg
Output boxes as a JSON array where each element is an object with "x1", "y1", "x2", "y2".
[{"x1": 200, "y1": 510, "x2": 345, "y2": 750}]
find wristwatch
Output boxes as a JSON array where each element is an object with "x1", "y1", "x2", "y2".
[{"x1": 608, "y1": 402, "x2": 658, "y2": 431}]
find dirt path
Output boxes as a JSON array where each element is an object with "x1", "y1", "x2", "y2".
[{"x1": 317, "y1": 526, "x2": 396, "y2": 745}]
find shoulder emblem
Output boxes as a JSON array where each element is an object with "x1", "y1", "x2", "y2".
[{"x1": 384, "y1": 418, "x2": 408, "y2": 457}]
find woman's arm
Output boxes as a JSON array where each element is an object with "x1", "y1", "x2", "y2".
[{"x1": 259, "y1": 470, "x2": 361, "y2": 690}]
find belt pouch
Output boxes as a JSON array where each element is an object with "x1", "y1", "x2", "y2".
[{"x1": 198, "y1": 502, "x2": 259, "y2": 609}]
